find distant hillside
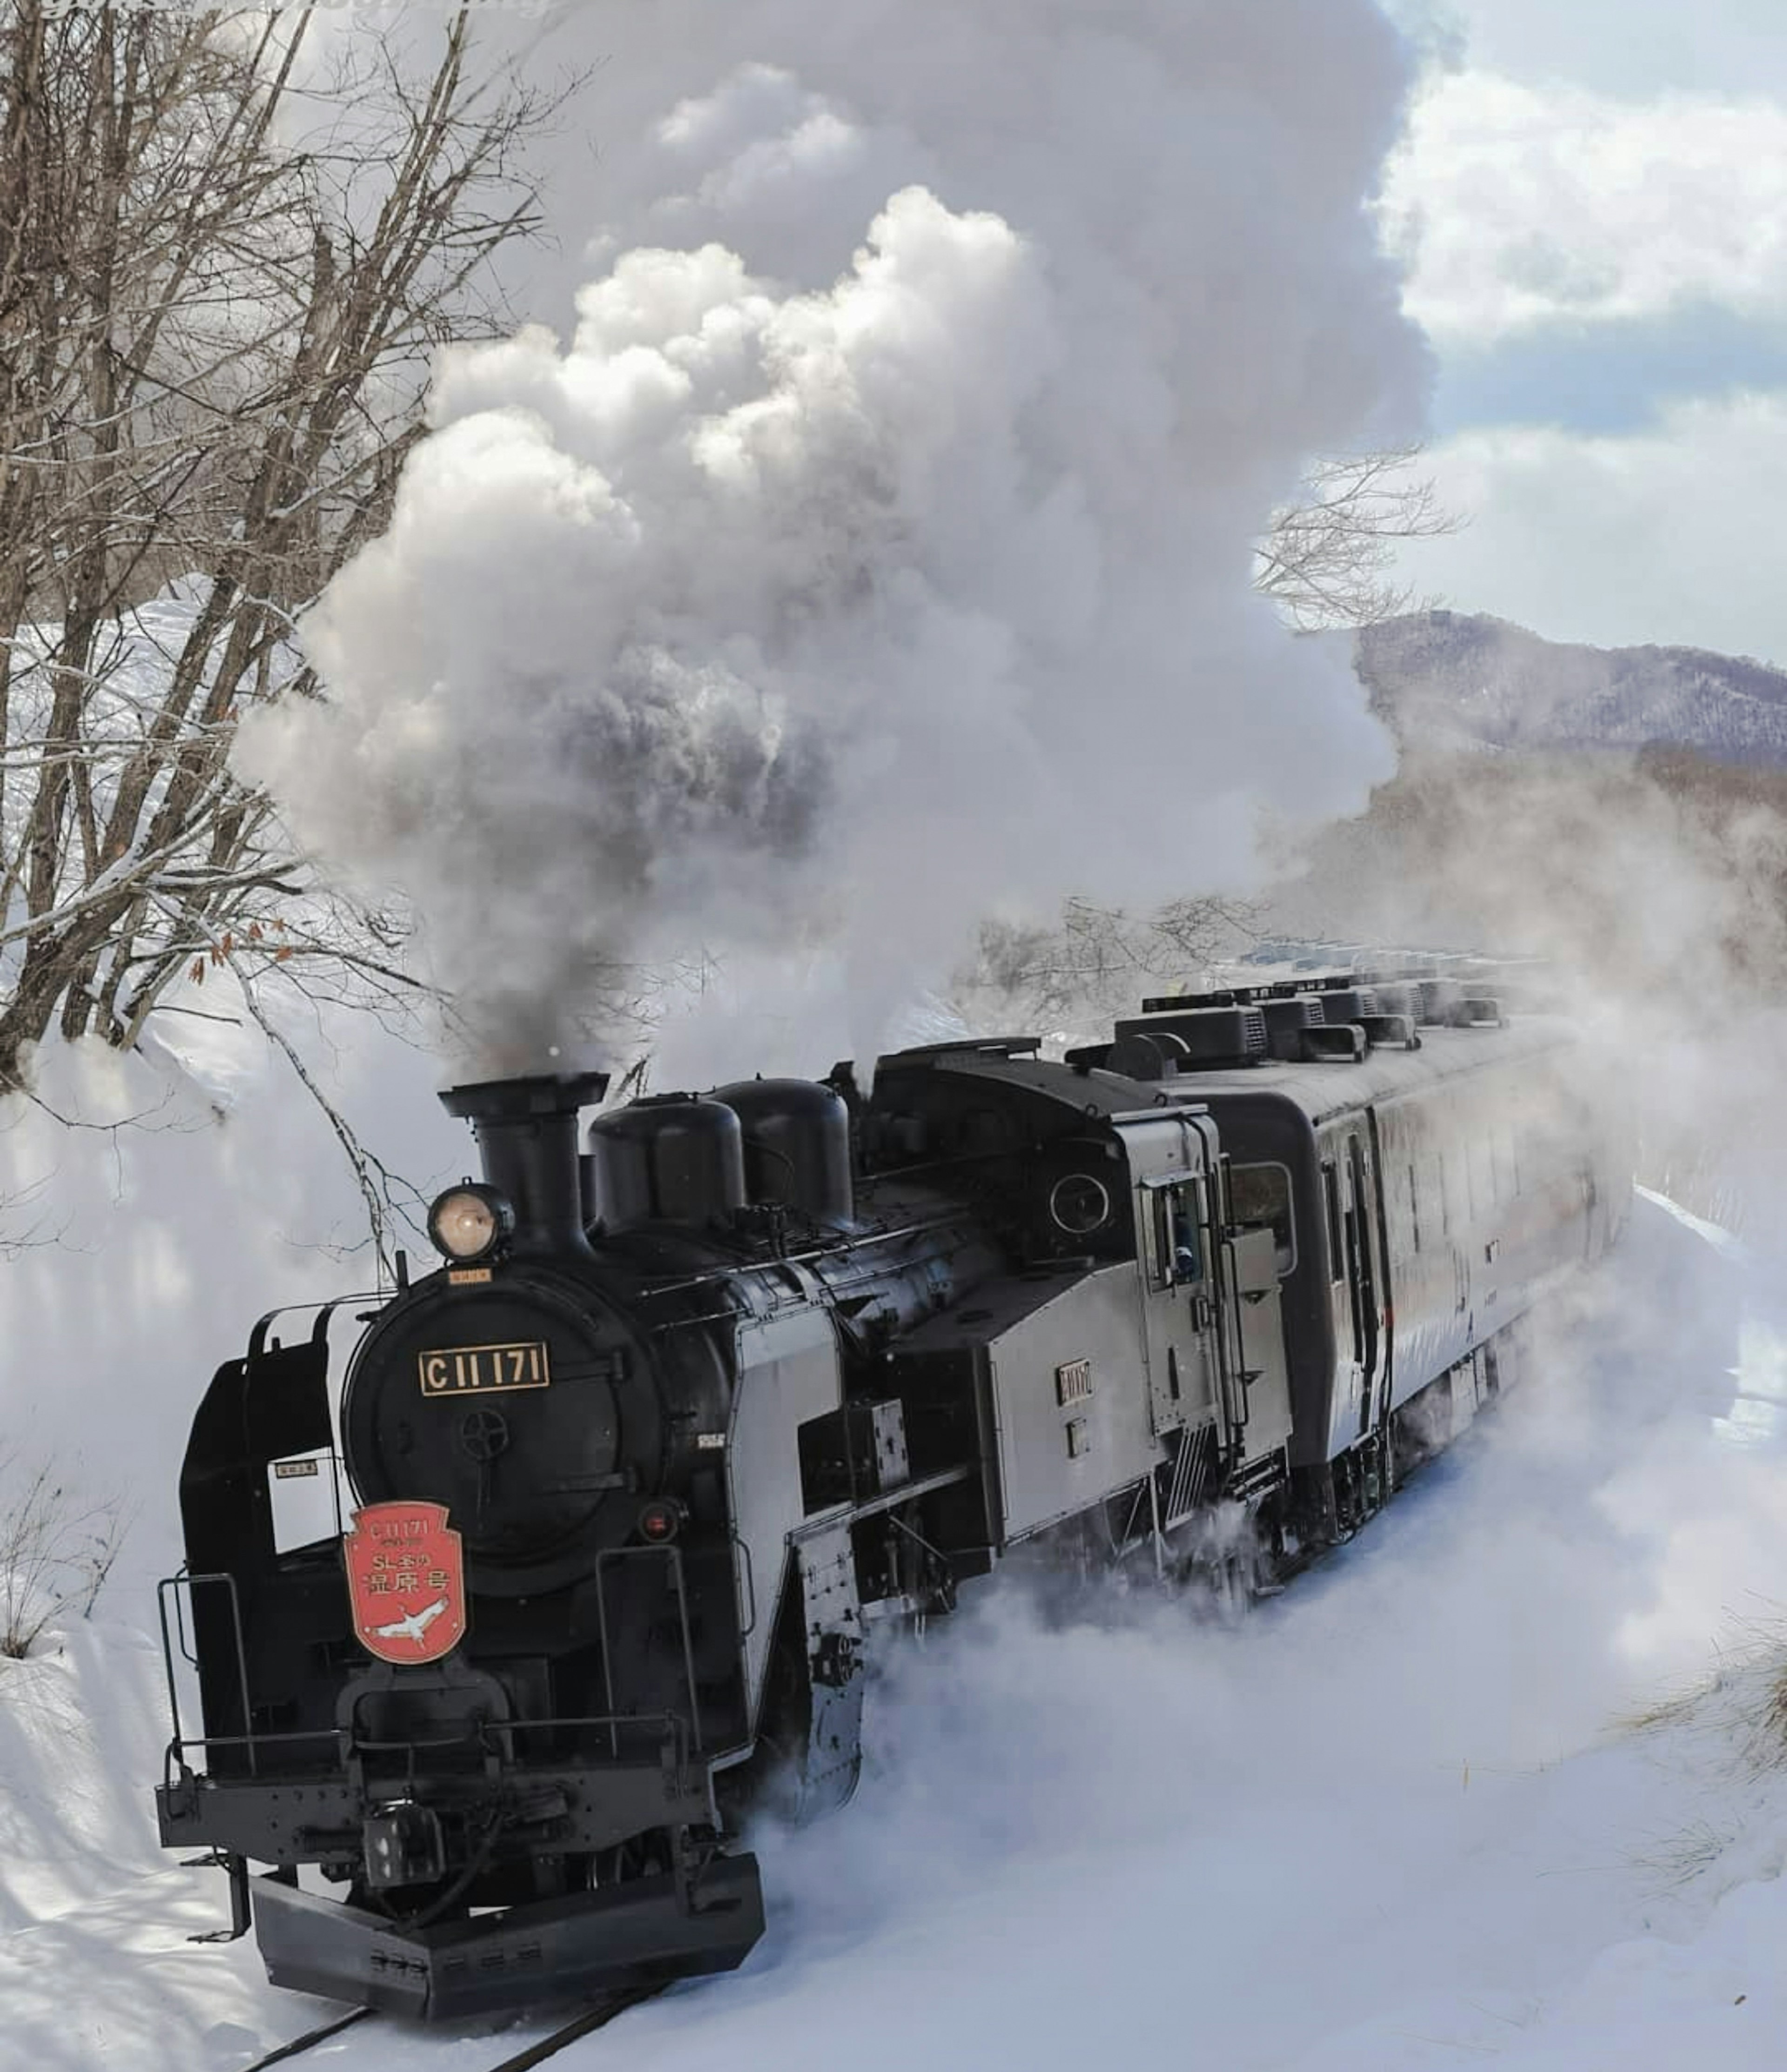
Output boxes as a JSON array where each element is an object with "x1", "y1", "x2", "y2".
[{"x1": 1352, "y1": 612, "x2": 1787, "y2": 769}]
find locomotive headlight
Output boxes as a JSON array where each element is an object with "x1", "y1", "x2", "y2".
[{"x1": 427, "y1": 1183, "x2": 513, "y2": 1263}]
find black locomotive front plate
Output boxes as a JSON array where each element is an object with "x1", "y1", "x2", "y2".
[{"x1": 417, "y1": 1340, "x2": 551, "y2": 1396}]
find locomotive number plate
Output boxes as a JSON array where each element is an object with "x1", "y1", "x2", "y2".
[
  {"x1": 1055, "y1": 1358, "x2": 1093, "y2": 1406},
  {"x1": 418, "y1": 1340, "x2": 551, "y2": 1397}
]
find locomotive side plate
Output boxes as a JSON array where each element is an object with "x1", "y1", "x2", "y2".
[
  {"x1": 417, "y1": 1340, "x2": 551, "y2": 1396},
  {"x1": 344, "y1": 1500, "x2": 467, "y2": 1664}
]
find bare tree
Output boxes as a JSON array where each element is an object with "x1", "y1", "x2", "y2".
[
  {"x1": 0, "y1": 3, "x2": 562, "y2": 1095},
  {"x1": 959, "y1": 894, "x2": 1264, "y2": 1034},
  {"x1": 0, "y1": 1450, "x2": 129, "y2": 1658},
  {"x1": 1254, "y1": 446, "x2": 1457, "y2": 633},
  {"x1": 0, "y1": 1176, "x2": 60, "y2": 1255}
]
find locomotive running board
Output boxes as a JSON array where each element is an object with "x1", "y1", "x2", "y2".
[{"x1": 250, "y1": 1854, "x2": 764, "y2": 2020}]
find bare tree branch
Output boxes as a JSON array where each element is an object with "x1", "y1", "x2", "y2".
[
  {"x1": 0, "y1": 3, "x2": 571, "y2": 1119},
  {"x1": 956, "y1": 894, "x2": 1267, "y2": 1033},
  {"x1": 0, "y1": 1449, "x2": 132, "y2": 1657},
  {"x1": 227, "y1": 956, "x2": 431, "y2": 1278},
  {"x1": 1255, "y1": 446, "x2": 1459, "y2": 633}
]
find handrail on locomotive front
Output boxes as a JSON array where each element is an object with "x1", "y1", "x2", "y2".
[
  {"x1": 158, "y1": 1566, "x2": 698, "y2": 1790},
  {"x1": 160, "y1": 1572, "x2": 257, "y2": 1777},
  {"x1": 161, "y1": 1708, "x2": 695, "y2": 1793}
]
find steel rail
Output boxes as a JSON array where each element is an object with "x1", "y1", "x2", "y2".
[
  {"x1": 236, "y1": 1984, "x2": 658, "y2": 2072},
  {"x1": 238, "y1": 2007, "x2": 373, "y2": 2070}
]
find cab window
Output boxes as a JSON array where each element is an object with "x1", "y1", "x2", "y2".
[
  {"x1": 1229, "y1": 1162, "x2": 1295, "y2": 1274},
  {"x1": 1148, "y1": 1181, "x2": 1201, "y2": 1287},
  {"x1": 1322, "y1": 1159, "x2": 1344, "y2": 1281}
]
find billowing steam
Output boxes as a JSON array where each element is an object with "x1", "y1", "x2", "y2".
[{"x1": 241, "y1": 0, "x2": 1428, "y2": 1069}]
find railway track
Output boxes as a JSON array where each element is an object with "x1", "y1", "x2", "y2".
[{"x1": 240, "y1": 1986, "x2": 658, "y2": 2072}]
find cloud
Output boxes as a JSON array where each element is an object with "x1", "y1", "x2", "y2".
[
  {"x1": 1391, "y1": 389, "x2": 1787, "y2": 664},
  {"x1": 1386, "y1": 70, "x2": 1787, "y2": 344},
  {"x1": 1390, "y1": 0, "x2": 1787, "y2": 101},
  {"x1": 1432, "y1": 302, "x2": 1787, "y2": 437}
]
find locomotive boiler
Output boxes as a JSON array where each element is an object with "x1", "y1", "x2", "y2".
[{"x1": 155, "y1": 970, "x2": 1626, "y2": 2020}]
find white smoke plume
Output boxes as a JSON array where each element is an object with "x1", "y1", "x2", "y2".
[{"x1": 242, "y1": 0, "x2": 1428, "y2": 1070}]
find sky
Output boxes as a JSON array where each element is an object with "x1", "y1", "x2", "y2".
[{"x1": 1380, "y1": 1, "x2": 1787, "y2": 664}]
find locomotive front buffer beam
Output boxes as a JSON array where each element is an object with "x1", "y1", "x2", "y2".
[
  {"x1": 250, "y1": 1848, "x2": 765, "y2": 2020},
  {"x1": 158, "y1": 1739, "x2": 764, "y2": 2018}
]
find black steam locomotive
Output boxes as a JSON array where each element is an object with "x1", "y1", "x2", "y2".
[{"x1": 156, "y1": 970, "x2": 1626, "y2": 2020}]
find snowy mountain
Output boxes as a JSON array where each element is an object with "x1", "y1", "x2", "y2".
[{"x1": 1354, "y1": 611, "x2": 1787, "y2": 768}]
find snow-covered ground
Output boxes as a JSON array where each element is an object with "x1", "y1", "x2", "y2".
[{"x1": 4, "y1": 1047, "x2": 1787, "y2": 2072}]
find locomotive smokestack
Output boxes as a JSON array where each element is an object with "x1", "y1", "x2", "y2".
[{"x1": 439, "y1": 1072, "x2": 610, "y2": 1257}]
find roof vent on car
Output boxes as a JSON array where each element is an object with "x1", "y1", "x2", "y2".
[
  {"x1": 1252, "y1": 994, "x2": 1363, "y2": 1064},
  {"x1": 1112, "y1": 1006, "x2": 1268, "y2": 1072},
  {"x1": 1107, "y1": 1029, "x2": 1191, "y2": 1081},
  {"x1": 1415, "y1": 978, "x2": 1505, "y2": 1028}
]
